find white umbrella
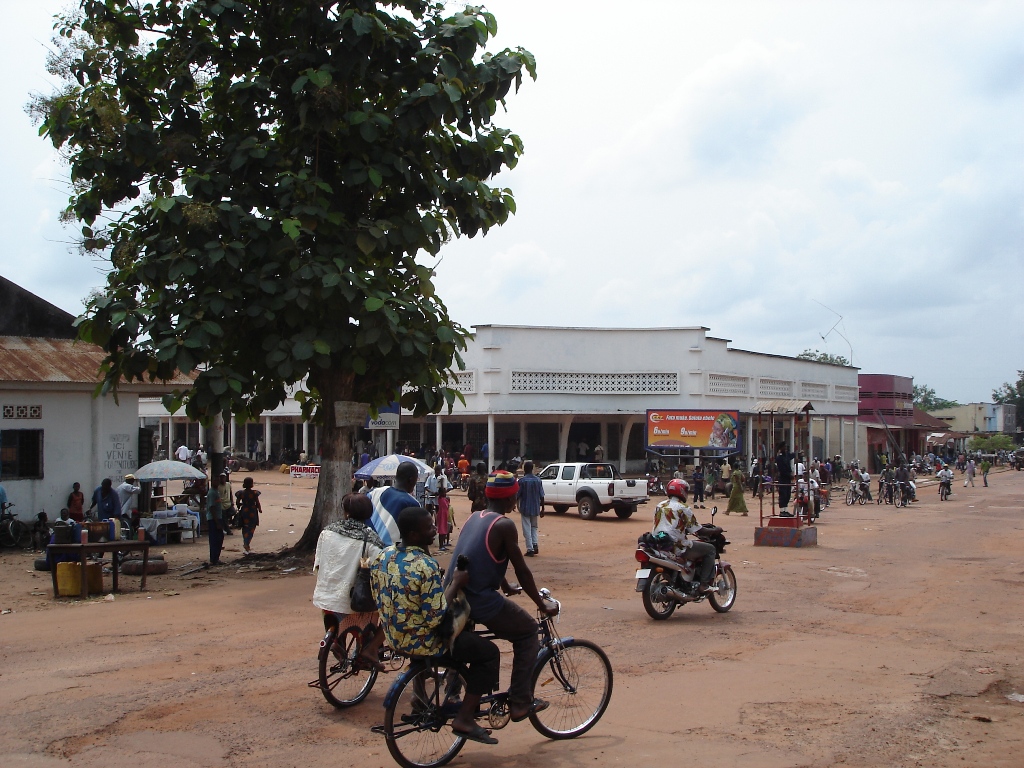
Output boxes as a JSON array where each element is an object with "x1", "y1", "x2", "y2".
[
  {"x1": 133, "y1": 460, "x2": 207, "y2": 482},
  {"x1": 354, "y1": 454, "x2": 432, "y2": 481}
]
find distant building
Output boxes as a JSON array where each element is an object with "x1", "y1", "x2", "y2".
[
  {"x1": 928, "y1": 403, "x2": 1017, "y2": 434},
  {"x1": 142, "y1": 324, "x2": 864, "y2": 471},
  {"x1": 0, "y1": 277, "x2": 188, "y2": 521}
]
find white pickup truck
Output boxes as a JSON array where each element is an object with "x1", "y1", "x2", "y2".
[{"x1": 537, "y1": 462, "x2": 649, "y2": 520}]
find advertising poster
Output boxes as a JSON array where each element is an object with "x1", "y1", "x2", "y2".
[
  {"x1": 366, "y1": 401, "x2": 401, "y2": 430},
  {"x1": 646, "y1": 410, "x2": 740, "y2": 450}
]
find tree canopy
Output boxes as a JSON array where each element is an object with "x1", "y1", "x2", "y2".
[
  {"x1": 992, "y1": 370, "x2": 1024, "y2": 431},
  {"x1": 913, "y1": 384, "x2": 958, "y2": 412},
  {"x1": 34, "y1": 0, "x2": 536, "y2": 548},
  {"x1": 796, "y1": 349, "x2": 850, "y2": 366},
  {"x1": 967, "y1": 433, "x2": 1015, "y2": 452},
  {"x1": 35, "y1": 0, "x2": 535, "y2": 423}
]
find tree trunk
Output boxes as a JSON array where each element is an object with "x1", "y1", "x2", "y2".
[{"x1": 293, "y1": 369, "x2": 356, "y2": 552}]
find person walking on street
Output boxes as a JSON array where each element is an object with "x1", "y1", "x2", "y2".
[
  {"x1": 726, "y1": 463, "x2": 749, "y2": 516},
  {"x1": 206, "y1": 474, "x2": 226, "y2": 566},
  {"x1": 467, "y1": 462, "x2": 489, "y2": 513},
  {"x1": 516, "y1": 460, "x2": 544, "y2": 556},
  {"x1": 218, "y1": 472, "x2": 235, "y2": 535},
  {"x1": 965, "y1": 459, "x2": 976, "y2": 487},
  {"x1": 234, "y1": 476, "x2": 262, "y2": 553},
  {"x1": 980, "y1": 459, "x2": 991, "y2": 487}
]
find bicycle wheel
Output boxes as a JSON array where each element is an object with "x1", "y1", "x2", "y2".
[
  {"x1": 530, "y1": 639, "x2": 613, "y2": 739},
  {"x1": 318, "y1": 626, "x2": 377, "y2": 708},
  {"x1": 384, "y1": 664, "x2": 466, "y2": 768},
  {"x1": 845, "y1": 488, "x2": 855, "y2": 506},
  {"x1": 7, "y1": 519, "x2": 30, "y2": 549}
]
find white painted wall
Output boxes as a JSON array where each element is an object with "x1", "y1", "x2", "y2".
[
  {"x1": 0, "y1": 389, "x2": 138, "y2": 522},
  {"x1": 451, "y1": 325, "x2": 859, "y2": 417}
]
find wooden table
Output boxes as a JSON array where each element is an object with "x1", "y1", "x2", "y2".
[{"x1": 46, "y1": 541, "x2": 151, "y2": 599}]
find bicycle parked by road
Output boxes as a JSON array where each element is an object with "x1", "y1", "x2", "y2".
[
  {"x1": 0, "y1": 502, "x2": 30, "y2": 549},
  {"x1": 378, "y1": 588, "x2": 612, "y2": 768}
]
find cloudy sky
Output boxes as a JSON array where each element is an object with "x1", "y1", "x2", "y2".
[{"x1": 2, "y1": 1, "x2": 1022, "y2": 403}]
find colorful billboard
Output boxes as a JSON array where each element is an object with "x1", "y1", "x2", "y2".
[{"x1": 645, "y1": 410, "x2": 740, "y2": 450}]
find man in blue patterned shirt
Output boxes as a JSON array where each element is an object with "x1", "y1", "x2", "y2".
[{"x1": 371, "y1": 506, "x2": 501, "y2": 745}]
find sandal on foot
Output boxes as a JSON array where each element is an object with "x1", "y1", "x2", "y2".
[
  {"x1": 510, "y1": 698, "x2": 550, "y2": 722},
  {"x1": 452, "y1": 724, "x2": 498, "y2": 745}
]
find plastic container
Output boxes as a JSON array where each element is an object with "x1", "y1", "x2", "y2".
[
  {"x1": 53, "y1": 524, "x2": 75, "y2": 545},
  {"x1": 56, "y1": 561, "x2": 103, "y2": 596}
]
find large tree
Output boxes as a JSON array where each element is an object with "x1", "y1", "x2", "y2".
[
  {"x1": 35, "y1": 0, "x2": 535, "y2": 550},
  {"x1": 912, "y1": 384, "x2": 958, "y2": 412},
  {"x1": 992, "y1": 370, "x2": 1024, "y2": 431}
]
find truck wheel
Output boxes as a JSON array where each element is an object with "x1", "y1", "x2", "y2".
[
  {"x1": 614, "y1": 505, "x2": 635, "y2": 519},
  {"x1": 577, "y1": 495, "x2": 601, "y2": 520},
  {"x1": 552, "y1": 505, "x2": 569, "y2": 514}
]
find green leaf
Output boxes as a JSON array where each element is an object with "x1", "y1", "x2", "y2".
[
  {"x1": 356, "y1": 233, "x2": 376, "y2": 255},
  {"x1": 307, "y1": 69, "x2": 332, "y2": 88},
  {"x1": 293, "y1": 339, "x2": 314, "y2": 360},
  {"x1": 153, "y1": 197, "x2": 175, "y2": 212},
  {"x1": 312, "y1": 339, "x2": 331, "y2": 355},
  {"x1": 351, "y1": 356, "x2": 367, "y2": 375},
  {"x1": 367, "y1": 168, "x2": 382, "y2": 187},
  {"x1": 282, "y1": 219, "x2": 301, "y2": 239},
  {"x1": 290, "y1": 75, "x2": 309, "y2": 93},
  {"x1": 364, "y1": 297, "x2": 385, "y2": 311}
]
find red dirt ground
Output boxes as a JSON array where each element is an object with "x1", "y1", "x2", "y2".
[{"x1": 1, "y1": 468, "x2": 1022, "y2": 768}]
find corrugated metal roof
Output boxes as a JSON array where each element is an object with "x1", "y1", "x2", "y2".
[
  {"x1": 0, "y1": 336, "x2": 193, "y2": 389},
  {"x1": 754, "y1": 399, "x2": 815, "y2": 414}
]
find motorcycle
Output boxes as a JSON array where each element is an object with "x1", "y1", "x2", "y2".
[
  {"x1": 634, "y1": 506, "x2": 737, "y2": 619},
  {"x1": 647, "y1": 474, "x2": 666, "y2": 496}
]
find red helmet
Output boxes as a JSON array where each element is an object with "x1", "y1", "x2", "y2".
[{"x1": 666, "y1": 478, "x2": 689, "y2": 498}]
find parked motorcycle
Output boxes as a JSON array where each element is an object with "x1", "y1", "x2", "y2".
[
  {"x1": 634, "y1": 506, "x2": 737, "y2": 619},
  {"x1": 647, "y1": 474, "x2": 666, "y2": 496}
]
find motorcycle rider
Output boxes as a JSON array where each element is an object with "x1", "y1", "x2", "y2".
[
  {"x1": 651, "y1": 479, "x2": 716, "y2": 593},
  {"x1": 857, "y1": 466, "x2": 873, "y2": 501},
  {"x1": 894, "y1": 462, "x2": 913, "y2": 503},
  {"x1": 936, "y1": 464, "x2": 954, "y2": 497}
]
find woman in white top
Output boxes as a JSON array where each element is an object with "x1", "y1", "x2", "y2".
[{"x1": 313, "y1": 494, "x2": 385, "y2": 670}]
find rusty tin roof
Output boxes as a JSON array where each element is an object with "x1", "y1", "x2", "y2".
[{"x1": 0, "y1": 336, "x2": 193, "y2": 391}]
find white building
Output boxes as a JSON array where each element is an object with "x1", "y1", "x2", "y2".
[
  {"x1": 0, "y1": 337, "x2": 191, "y2": 522},
  {"x1": 140, "y1": 325, "x2": 862, "y2": 472},
  {"x1": 402, "y1": 325, "x2": 861, "y2": 471}
]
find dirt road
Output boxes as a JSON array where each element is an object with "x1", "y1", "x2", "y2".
[{"x1": 1, "y1": 469, "x2": 1022, "y2": 767}]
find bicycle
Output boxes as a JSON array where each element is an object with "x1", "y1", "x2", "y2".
[
  {"x1": 380, "y1": 589, "x2": 612, "y2": 768},
  {"x1": 844, "y1": 480, "x2": 868, "y2": 506},
  {"x1": 894, "y1": 481, "x2": 912, "y2": 508},
  {"x1": 0, "y1": 502, "x2": 30, "y2": 549},
  {"x1": 309, "y1": 613, "x2": 405, "y2": 709}
]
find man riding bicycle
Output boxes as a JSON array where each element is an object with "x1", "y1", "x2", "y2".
[
  {"x1": 446, "y1": 471, "x2": 558, "y2": 725},
  {"x1": 371, "y1": 506, "x2": 501, "y2": 745}
]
